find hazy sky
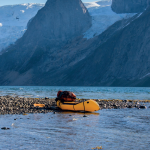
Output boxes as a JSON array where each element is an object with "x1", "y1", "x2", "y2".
[{"x1": 0, "y1": 0, "x2": 95, "y2": 6}]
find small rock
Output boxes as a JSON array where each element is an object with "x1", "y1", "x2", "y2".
[
  {"x1": 1, "y1": 127, "x2": 10, "y2": 130},
  {"x1": 123, "y1": 100, "x2": 127, "y2": 103},
  {"x1": 128, "y1": 105, "x2": 133, "y2": 108},
  {"x1": 139, "y1": 106, "x2": 147, "y2": 109}
]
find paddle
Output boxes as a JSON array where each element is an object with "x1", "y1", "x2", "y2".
[{"x1": 34, "y1": 104, "x2": 45, "y2": 108}]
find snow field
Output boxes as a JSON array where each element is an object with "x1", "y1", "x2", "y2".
[{"x1": 0, "y1": 3, "x2": 44, "y2": 51}]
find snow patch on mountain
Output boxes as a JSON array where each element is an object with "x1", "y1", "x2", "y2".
[
  {"x1": 84, "y1": 0, "x2": 136, "y2": 39},
  {"x1": 0, "y1": 3, "x2": 44, "y2": 52}
]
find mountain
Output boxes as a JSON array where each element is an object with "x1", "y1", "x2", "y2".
[
  {"x1": 1, "y1": 0, "x2": 149, "y2": 86},
  {"x1": 60, "y1": 5, "x2": 150, "y2": 86},
  {"x1": 0, "y1": 0, "x2": 92, "y2": 85},
  {"x1": 19, "y1": 0, "x2": 92, "y2": 49},
  {"x1": 112, "y1": 0, "x2": 150, "y2": 13},
  {"x1": 0, "y1": 0, "x2": 135, "y2": 52}
]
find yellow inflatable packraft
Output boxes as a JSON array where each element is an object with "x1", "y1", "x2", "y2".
[{"x1": 57, "y1": 99, "x2": 100, "y2": 112}]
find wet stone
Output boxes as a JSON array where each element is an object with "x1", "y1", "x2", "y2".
[
  {"x1": 139, "y1": 106, "x2": 147, "y2": 109},
  {"x1": 128, "y1": 105, "x2": 133, "y2": 108},
  {"x1": 1, "y1": 127, "x2": 10, "y2": 130},
  {"x1": 0, "y1": 96, "x2": 150, "y2": 114}
]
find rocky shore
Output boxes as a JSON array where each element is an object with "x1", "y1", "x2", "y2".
[{"x1": 0, "y1": 96, "x2": 149, "y2": 115}]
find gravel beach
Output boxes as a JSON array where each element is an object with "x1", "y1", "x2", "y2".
[{"x1": 0, "y1": 96, "x2": 149, "y2": 115}]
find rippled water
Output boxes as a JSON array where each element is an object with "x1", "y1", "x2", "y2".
[
  {"x1": 0, "y1": 86, "x2": 150, "y2": 149},
  {"x1": 0, "y1": 86, "x2": 150, "y2": 100},
  {"x1": 0, "y1": 108, "x2": 150, "y2": 150}
]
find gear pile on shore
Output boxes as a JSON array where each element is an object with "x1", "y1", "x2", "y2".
[{"x1": 0, "y1": 96, "x2": 149, "y2": 115}]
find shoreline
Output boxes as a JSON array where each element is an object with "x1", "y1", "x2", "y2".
[{"x1": 0, "y1": 96, "x2": 149, "y2": 115}]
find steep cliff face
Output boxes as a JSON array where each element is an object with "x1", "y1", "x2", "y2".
[
  {"x1": 111, "y1": 0, "x2": 149, "y2": 13},
  {"x1": 21, "y1": 0, "x2": 91, "y2": 48}
]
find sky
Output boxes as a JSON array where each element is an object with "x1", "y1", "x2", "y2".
[{"x1": 0, "y1": 0, "x2": 96, "y2": 6}]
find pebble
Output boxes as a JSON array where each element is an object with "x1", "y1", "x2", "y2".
[
  {"x1": 0, "y1": 96, "x2": 56, "y2": 115},
  {"x1": 139, "y1": 106, "x2": 147, "y2": 109},
  {"x1": 0, "y1": 96, "x2": 149, "y2": 115},
  {"x1": 1, "y1": 127, "x2": 10, "y2": 130}
]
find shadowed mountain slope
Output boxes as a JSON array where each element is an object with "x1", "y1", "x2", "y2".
[
  {"x1": 57, "y1": 6, "x2": 150, "y2": 86},
  {"x1": 0, "y1": 0, "x2": 92, "y2": 85}
]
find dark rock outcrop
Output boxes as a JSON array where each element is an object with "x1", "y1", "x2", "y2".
[{"x1": 111, "y1": 0, "x2": 150, "y2": 13}]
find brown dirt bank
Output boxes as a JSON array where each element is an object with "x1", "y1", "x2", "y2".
[{"x1": 0, "y1": 96, "x2": 149, "y2": 115}]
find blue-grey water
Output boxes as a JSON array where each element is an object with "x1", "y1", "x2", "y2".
[
  {"x1": 0, "y1": 86, "x2": 150, "y2": 149},
  {"x1": 0, "y1": 86, "x2": 150, "y2": 100}
]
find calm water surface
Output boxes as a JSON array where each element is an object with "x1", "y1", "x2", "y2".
[
  {"x1": 0, "y1": 108, "x2": 150, "y2": 150},
  {"x1": 0, "y1": 86, "x2": 150, "y2": 100}
]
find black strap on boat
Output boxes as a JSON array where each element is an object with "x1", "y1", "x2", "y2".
[
  {"x1": 73, "y1": 104, "x2": 75, "y2": 111},
  {"x1": 62, "y1": 102, "x2": 78, "y2": 105},
  {"x1": 83, "y1": 99, "x2": 87, "y2": 117}
]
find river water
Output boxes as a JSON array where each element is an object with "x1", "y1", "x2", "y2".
[{"x1": 0, "y1": 86, "x2": 150, "y2": 149}]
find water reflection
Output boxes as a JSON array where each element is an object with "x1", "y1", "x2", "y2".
[{"x1": 60, "y1": 111, "x2": 100, "y2": 116}]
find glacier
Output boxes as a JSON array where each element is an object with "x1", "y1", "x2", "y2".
[
  {"x1": 0, "y1": 3, "x2": 44, "y2": 52},
  {"x1": 83, "y1": 0, "x2": 136, "y2": 39},
  {"x1": 0, "y1": 0, "x2": 136, "y2": 52}
]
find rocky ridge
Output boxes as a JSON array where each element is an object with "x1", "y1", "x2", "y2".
[{"x1": 112, "y1": 0, "x2": 150, "y2": 13}]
